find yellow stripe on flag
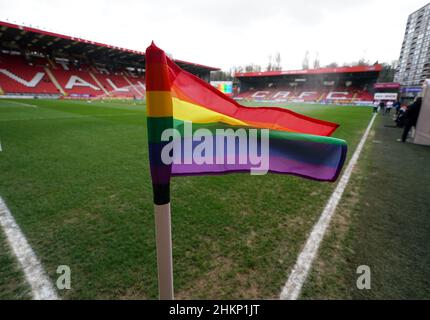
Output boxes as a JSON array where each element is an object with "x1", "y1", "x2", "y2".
[
  {"x1": 147, "y1": 91, "x2": 173, "y2": 117},
  {"x1": 172, "y1": 98, "x2": 247, "y2": 126}
]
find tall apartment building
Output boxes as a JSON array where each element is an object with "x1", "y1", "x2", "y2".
[{"x1": 395, "y1": 3, "x2": 430, "y2": 92}]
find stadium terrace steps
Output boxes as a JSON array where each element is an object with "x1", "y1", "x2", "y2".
[
  {"x1": 92, "y1": 72, "x2": 144, "y2": 98},
  {"x1": 317, "y1": 92, "x2": 325, "y2": 102},
  {"x1": 126, "y1": 76, "x2": 146, "y2": 96},
  {"x1": 123, "y1": 75, "x2": 145, "y2": 97},
  {"x1": 89, "y1": 72, "x2": 110, "y2": 96},
  {"x1": 47, "y1": 57, "x2": 57, "y2": 70},
  {"x1": 44, "y1": 67, "x2": 66, "y2": 96}
]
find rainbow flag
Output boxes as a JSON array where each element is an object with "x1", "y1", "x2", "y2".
[{"x1": 146, "y1": 43, "x2": 347, "y2": 204}]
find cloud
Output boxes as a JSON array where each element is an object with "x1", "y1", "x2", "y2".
[{"x1": 0, "y1": 0, "x2": 428, "y2": 70}]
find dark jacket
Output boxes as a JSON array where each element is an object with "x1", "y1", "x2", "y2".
[{"x1": 405, "y1": 99, "x2": 422, "y2": 126}]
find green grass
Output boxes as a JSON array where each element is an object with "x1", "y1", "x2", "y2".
[
  {"x1": 0, "y1": 99, "x2": 372, "y2": 299},
  {"x1": 0, "y1": 230, "x2": 31, "y2": 299},
  {"x1": 301, "y1": 115, "x2": 430, "y2": 299}
]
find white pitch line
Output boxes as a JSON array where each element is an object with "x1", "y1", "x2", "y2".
[
  {"x1": 0, "y1": 197, "x2": 59, "y2": 300},
  {"x1": 280, "y1": 112, "x2": 377, "y2": 300},
  {"x1": 4, "y1": 101, "x2": 38, "y2": 108}
]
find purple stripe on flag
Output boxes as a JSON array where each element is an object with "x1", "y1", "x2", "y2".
[
  {"x1": 171, "y1": 156, "x2": 342, "y2": 181},
  {"x1": 149, "y1": 132, "x2": 346, "y2": 183}
]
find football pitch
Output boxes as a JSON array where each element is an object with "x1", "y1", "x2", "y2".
[{"x1": 0, "y1": 99, "x2": 375, "y2": 299}]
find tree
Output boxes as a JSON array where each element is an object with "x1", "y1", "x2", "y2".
[
  {"x1": 342, "y1": 59, "x2": 371, "y2": 67},
  {"x1": 274, "y1": 52, "x2": 282, "y2": 71},
  {"x1": 325, "y1": 62, "x2": 339, "y2": 68},
  {"x1": 211, "y1": 64, "x2": 263, "y2": 81},
  {"x1": 245, "y1": 64, "x2": 262, "y2": 72},
  {"x1": 210, "y1": 70, "x2": 233, "y2": 81},
  {"x1": 357, "y1": 58, "x2": 371, "y2": 66},
  {"x1": 266, "y1": 52, "x2": 282, "y2": 71},
  {"x1": 302, "y1": 51, "x2": 310, "y2": 70},
  {"x1": 378, "y1": 61, "x2": 398, "y2": 83},
  {"x1": 313, "y1": 52, "x2": 320, "y2": 69},
  {"x1": 232, "y1": 66, "x2": 244, "y2": 74},
  {"x1": 266, "y1": 54, "x2": 273, "y2": 72}
]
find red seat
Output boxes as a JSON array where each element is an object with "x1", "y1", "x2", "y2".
[{"x1": 0, "y1": 54, "x2": 60, "y2": 95}]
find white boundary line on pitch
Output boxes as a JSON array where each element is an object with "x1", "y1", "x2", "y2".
[
  {"x1": 2, "y1": 101, "x2": 38, "y2": 108},
  {"x1": 0, "y1": 196, "x2": 59, "y2": 300},
  {"x1": 280, "y1": 112, "x2": 377, "y2": 300}
]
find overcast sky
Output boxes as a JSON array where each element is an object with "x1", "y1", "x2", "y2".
[{"x1": 0, "y1": 0, "x2": 428, "y2": 70}]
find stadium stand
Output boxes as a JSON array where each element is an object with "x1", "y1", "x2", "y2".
[
  {"x1": 0, "y1": 53, "x2": 61, "y2": 96},
  {"x1": 234, "y1": 65, "x2": 382, "y2": 105},
  {"x1": 235, "y1": 87, "x2": 374, "y2": 104},
  {"x1": 0, "y1": 52, "x2": 150, "y2": 98},
  {"x1": 0, "y1": 21, "x2": 219, "y2": 99},
  {"x1": 49, "y1": 59, "x2": 103, "y2": 97},
  {"x1": 91, "y1": 68, "x2": 145, "y2": 98}
]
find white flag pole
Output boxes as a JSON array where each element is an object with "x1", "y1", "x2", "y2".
[
  {"x1": 146, "y1": 42, "x2": 175, "y2": 300},
  {"x1": 154, "y1": 203, "x2": 174, "y2": 300}
]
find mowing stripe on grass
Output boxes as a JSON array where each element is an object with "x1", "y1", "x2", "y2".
[
  {"x1": 0, "y1": 197, "x2": 59, "y2": 300},
  {"x1": 0, "y1": 113, "x2": 142, "y2": 122},
  {"x1": 2, "y1": 101, "x2": 38, "y2": 108},
  {"x1": 280, "y1": 112, "x2": 377, "y2": 300}
]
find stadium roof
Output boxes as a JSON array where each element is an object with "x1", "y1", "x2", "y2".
[
  {"x1": 235, "y1": 65, "x2": 383, "y2": 78},
  {"x1": 0, "y1": 20, "x2": 219, "y2": 73}
]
